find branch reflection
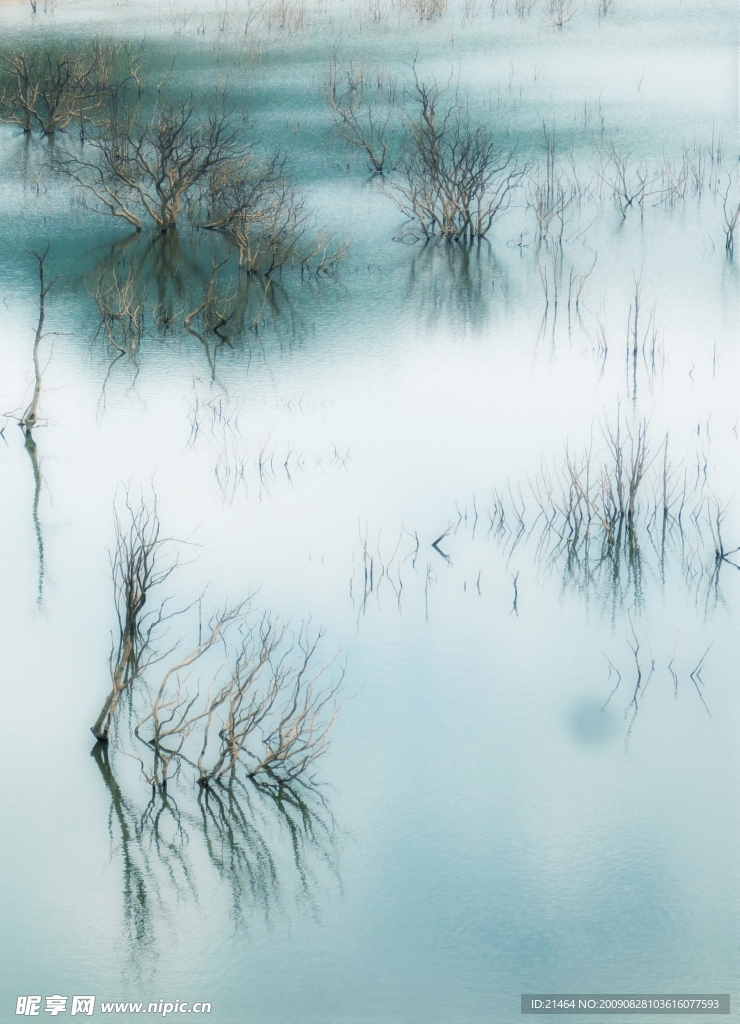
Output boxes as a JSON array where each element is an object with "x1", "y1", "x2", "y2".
[{"x1": 93, "y1": 742, "x2": 340, "y2": 947}]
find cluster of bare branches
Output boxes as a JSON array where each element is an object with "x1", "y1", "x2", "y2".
[
  {"x1": 483, "y1": 413, "x2": 736, "y2": 610},
  {"x1": 53, "y1": 95, "x2": 247, "y2": 234},
  {"x1": 0, "y1": 42, "x2": 139, "y2": 135},
  {"x1": 526, "y1": 125, "x2": 582, "y2": 243},
  {"x1": 593, "y1": 140, "x2": 729, "y2": 219},
  {"x1": 721, "y1": 174, "x2": 740, "y2": 257},
  {"x1": 199, "y1": 152, "x2": 348, "y2": 275},
  {"x1": 398, "y1": 0, "x2": 448, "y2": 20},
  {"x1": 263, "y1": 0, "x2": 308, "y2": 32},
  {"x1": 92, "y1": 496, "x2": 343, "y2": 796},
  {"x1": 325, "y1": 58, "x2": 396, "y2": 176},
  {"x1": 91, "y1": 494, "x2": 181, "y2": 742},
  {"x1": 89, "y1": 264, "x2": 148, "y2": 354},
  {"x1": 122, "y1": 605, "x2": 343, "y2": 793},
  {"x1": 546, "y1": 0, "x2": 579, "y2": 28},
  {"x1": 386, "y1": 71, "x2": 526, "y2": 243}
]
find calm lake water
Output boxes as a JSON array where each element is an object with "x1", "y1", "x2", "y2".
[{"x1": 0, "y1": 0, "x2": 738, "y2": 1021}]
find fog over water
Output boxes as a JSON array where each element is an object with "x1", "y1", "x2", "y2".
[{"x1": 0, "y1": 0, "x2": 738, "y2": 1021}]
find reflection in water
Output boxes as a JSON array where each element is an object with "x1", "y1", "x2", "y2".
[
  {"x1": 187, "y1": 385, "x2": 352, "y2": 504},
  {"x1": 602, "y1": 625, "x2": 714, "y2": 747},
  {"x1": 404, "y1": 242, "x2": 504, "y2": 331},
  {"x1": 83, "y1": 228, "x2": 342, "y2": 382},
  {"x1": 92, "y1": 742, "x2": 339, "y2": 952},
  {"x1": 24, "y1": 430, "x2": 44, "y2": 604},
  {"x1": 11, "y1": 247, "x2": 57, "y2": 605},
  {"x1": 351, "y1": 417, "x2": 735, "y2": 618},
  {"x1": 92, "y1": 744, "x2": 158, "y2": 955}
]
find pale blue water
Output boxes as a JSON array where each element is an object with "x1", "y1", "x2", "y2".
[{"x1": 0, "y1": 0, "x2": 738, "y2": 1021}]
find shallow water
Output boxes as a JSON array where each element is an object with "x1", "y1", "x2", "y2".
[{"x1": 0, "y1": 0, "x2": 738, "y2": 1021}]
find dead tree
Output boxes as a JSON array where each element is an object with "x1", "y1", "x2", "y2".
[
  {"x1": 130, "y1": 603, "x2": 248, "y2": 787},
  {"x1": 91, "y1": 494, "x2": 180, "y2": 742},
  {"x1": 722, "y1": 176, "x2": 740, "y2": 257},
  {"x1": 400, "y1": 0, "x2": 448, "y2": 19},
  {"x1": 199, "y1": 154, "x2": 307, "y2": 272},
  {"x1": 54, "y1": 95, "x2": 247, "y2": 233},
  {"x1": 597, "y1": 143, "x2": 677, "y2": 218},
  {"x1": 326, "y1": 62, "x2": 394, "y2": 175},
  {"x1": 22, "y1": 246, "x2": 58, "y2": 435},
  {"x1": 546, "y1": 0, "x2": 579, "y2": 27},
  {"x1": 199, "y1": 154, "x2": 348, "y2": 276},
  {"x1": 126, "y1": 608, "x2": 342, "y2": 791},
  {"x1": 0, "y1": 43, "x2": 125, "y2": 135},
  {"x1": 195, "y1": 622, "x2": 342, "y2": 787},
  {"x1": 385, "y1": 73, "x2": 526, "y2": 243}
]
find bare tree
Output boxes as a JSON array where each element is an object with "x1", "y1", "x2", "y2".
[
  {"x1": 91, "y1": 494, "x2": 181, "y2": 742},
  {"x1": 21, "y1": 246, "x2": 58, "y2": 435},
  {"x1": 92, "y1": 496, "x2": 344, "y2": 795},
  {"x1": 721, "y1": 175, "x2": 740, "y2": 257},
  {"x1": 194, "y1": 621, "x2": 342, "y2": 787},
  {"x1": 326, "y1": 61, "x2": 394, "y2": 175},
  {"x1": 55, "y1": 95, "x2": 247, "y2": 233},
  {"x1": 385, "y1": 72, "x2": 526, "y2": 243},
  {"x1": 597, "y1": 143, "x2": 675, "y2": 218},
  {"x1": 0, "y1": 43, "x2": 132, "y2": 135},
  {"x1": 119, "y1": 604, "x2": 342, "y2": 791},
  {"x1": 527, "y1": 127, "x2": 577, "y2": 244},
  {"x1": 399, "y1": 0, "x2": 448, "y2": 19},
  {"x1": 546, "y1": 0, "x2": 579, "y2": 28}
]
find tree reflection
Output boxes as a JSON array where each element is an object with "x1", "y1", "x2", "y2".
[
  {"x1": 24, "y1": 430, "x2": 45, "y2": 605},
  {"x1": 81, "y1": 227, "x2": 340, "y2": 382},
  {"x1": 92, "y1": 741, "x2": 339, "y2": 947},
  {"x1": 404, "y1": 242, "x2": 505, "y2": 331}
]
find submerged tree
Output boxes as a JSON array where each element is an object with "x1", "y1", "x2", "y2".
[
  {"x1": 91, "y1": 494, "x2": 180, "y2": 742},
  {"x1": 198, "y1": 152, "x2": 347, "y2": 275},
  {"x1": 54, "y1": 95, "x2": 247, "y2": 233},
  {"x1": 721, "y1": 175, "x2": 740, "y2": 257},
  {"x1": 0, "y1": 43, "x2": 136, "y2": 135},
  {"x1": 129, "y1": 609, "x2": 342, "y2": 791},
  {"x1": 385, "y1": 72, "x2": 526, "y2": 243},
  {"x1": 21, "y1": 246, "x2": 57, "y2": 435},
  {"x1": 53, "y1": 89, "x2": 346, "y2": 279},
  {"x1": 325, "y1": 59, "x2": 395, "y2": 176},
  {"x1": 92, "y1": 495, "x2": 343, "y2": 796}
]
